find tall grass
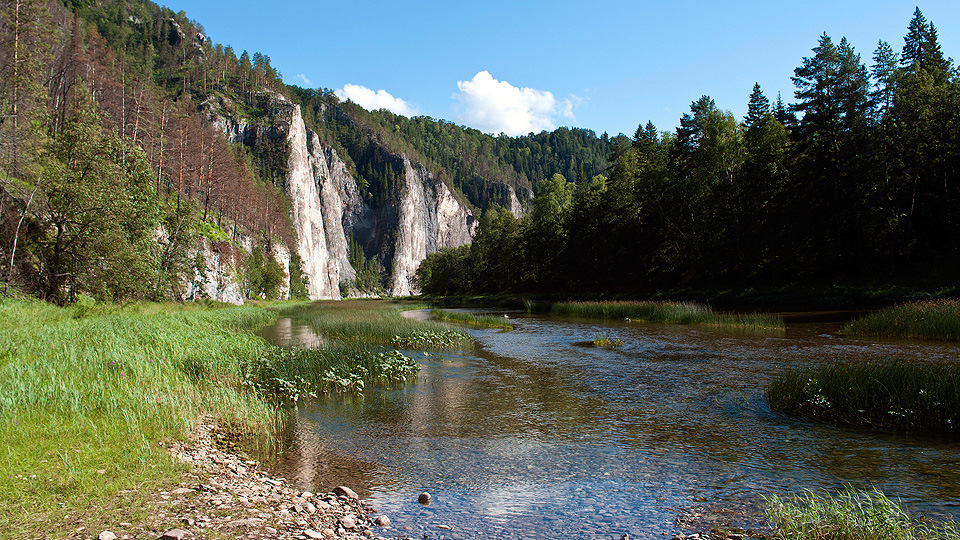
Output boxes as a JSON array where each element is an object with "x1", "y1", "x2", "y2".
[
  {"x1": 767, "y1": 360, "x2": 960, "y2": 434},
  {"x1": 550, "y1": 301, "x2": 784, "y2": 333},
  {"x1": 0, "y1": 297, "x2": 278, "y2": 536},
  {"x1": 845, "y1": 299, "x2": 960, "y2": 341},
  {"x1": 429, "y1": 309, "x2": 515, "y2": 329},
  {"x1": 766, "y1": 487, "x2": 960, "y2": 540},
  {"x1": 279, "y1": 300, "x2": 472, "y2": 348}
]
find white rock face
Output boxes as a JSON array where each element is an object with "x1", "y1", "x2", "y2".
[
  {"x1": 390, "y1": 157, "x2": 476, "y2": 296},
  {"x1": 309, "y1": 132, "x2": 355, "y2": 284},
  {"x1": 286, "y1": 105, "x2": 343, "y2": 299},
  {"x1": 184, "y1": 236, "x2": 245, "y2": 305}
]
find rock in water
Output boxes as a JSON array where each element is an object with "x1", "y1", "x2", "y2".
[
  {"x1": 374, "y1": 515, "x2": 391, "y2": 527},
  {"x1": 418, "y1": 492, "x2": 432, "y2": 505},
  {"x1": 333, "y1": 485, "x2": 359, "y2": 499}
]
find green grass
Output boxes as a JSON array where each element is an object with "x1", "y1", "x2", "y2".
[
  {"x1": 550, "y1": 300, "x2": 784, "y2": 333},
  {"x1": 279, "y1": 300, "x2": 472, "y2": 349},
  {"x1": 0, "y1": 297, "x2": 278, "y2": 536},
  {"x1": 0, "y1": 297, "x2": 471, "y2": 537},
  {"x1": 845, "y1": 299, "x2": 960, "y2": 341},
  {"x1": 767, "y1": 360, "x2": 960, "y2": 434},
  {"x1": 429, "y1": 309, "x2": 515, "y2": 329},
  {"x1": 766, "y1": 487, "x2": 960, "y2": 540}
]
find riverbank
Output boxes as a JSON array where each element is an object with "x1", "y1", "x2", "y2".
[
  {"x1": 98, "y1": 417, "x2": 389, "y2": 540},
  {"x1": 419, "y1": 279, "x2": 960, "y2": 314}
]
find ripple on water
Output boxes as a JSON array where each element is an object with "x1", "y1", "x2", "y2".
[{"x1": 258, "y1": 311, "x2": 960, "y2": 538}]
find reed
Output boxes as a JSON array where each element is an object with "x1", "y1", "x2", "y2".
[
  {"x1": 279, "y1": 300, "x2": 472, "y2": 349},
  {"x1": 845, "y1": 299, "x2": 960, "y2": 341},
  {"x1": 766, "y1": 487, "x2": 960, "y2": 540},
  {"x1": 550, "y1": 301, "x2": 784, "y2": 333},
  {"x1": 429, "y1": 309, "x2": 515, "y2": 329},
  {"x1": 767, "y1": 360, "x2": 960, "y2": 434}
]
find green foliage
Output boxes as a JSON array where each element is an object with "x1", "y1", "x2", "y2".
[
  {"x1": 429, "y1": 309, "x2": 515, "y2": 329},
  {"x1": 414, "y1": 244, "x2": 472, "y2": 296},
  {"x1": 24, "y1": 88, "x2": 160, "y2": 303},
  {"x1": 551, "y1": 301, "x2": 784, "y2": 333},
  {"x1": 844, "y1": 300, "x2": 960, "y2": 340},
  {"x1": 768, "y1": 359, "x2": 960, "y2": 434},
  {"x1": 766, "y1": 488, "x2": 960, "y2": 540},
  {"x1": 288, "y1": 251, "x2": 309, "y2": 300},
  {"x1": 434, "y1": 10, "x2": 960, "y2": 297},
  {"x1": 243, "y1": 245, "x2": 285, "y2": 300},
  {"x1": 340, "y1": 232, "x2": 383, "y2": 297}
]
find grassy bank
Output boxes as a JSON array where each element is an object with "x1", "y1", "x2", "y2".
[
  {"x1": 767, "y1": 360, "x2": 960, "y2": 434},
  {"x1": 845, "y1": 299, "x2": 960, "y2": 341},
  {"x1": 0, "y1": 297, "x2": 459, "y2": 537},
  {"x1": 429, "y1": 309, "x2": 515, "y2": 329},
  {"x1": 0, "y1": 297, "x2": 278, "y2": 536},
  {"x1": 766, "y1": 488, "x2": 960, "y2": 540},
  {"x1": 549, "y1": 300, "x2": 784, "y2": 333}
]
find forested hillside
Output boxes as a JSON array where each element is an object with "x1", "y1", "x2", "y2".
[
  {"x1": 416, "y1": 8, "x2": 960, "y2": 295},
  {"x1": 0, "y1": 0, "x2": 603, "y2": 303}
]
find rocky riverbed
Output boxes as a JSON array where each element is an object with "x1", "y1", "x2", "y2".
[
  {"x1": 93, "y1": 420, "x2": 393, "y2": 540},
  {"x1": 87, "y1": 419, "x2": 769, "y2": 540}
]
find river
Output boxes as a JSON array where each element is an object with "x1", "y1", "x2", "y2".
[{"x1": 258, "y1": 309, "x2": 960, "y2": 539}]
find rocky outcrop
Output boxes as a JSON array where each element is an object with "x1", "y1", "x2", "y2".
[
  {"x1": 184, "y1": 237, "x2": 245, "y2": 305},
  {"x1": 182, "y1": 235, "x2": 291, "y2": 305},
  {"x1": 390, "y1": 157, "x2": 476, "y2": 296},
  {"x1": 203, "y1": 94, "x2": 479, "y2": 299},
  {"x1": 286, "y1": 106, "x2": 342, "y2": 299}
]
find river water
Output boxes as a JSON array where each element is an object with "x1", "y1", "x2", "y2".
[{"x1": 259, "y1": 310, "x2": 960, "y2": 539}]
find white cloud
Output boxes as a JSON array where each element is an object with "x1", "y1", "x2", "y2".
[
  {"x1": 297, "y1": 73, "x2": 312, "y2": 86},
  {"x1": 334, "y1": 84, "x2": 417, "y2": 116},
  {"x1": 453, "y1": 71, "x2": 581, "y2": 136}
]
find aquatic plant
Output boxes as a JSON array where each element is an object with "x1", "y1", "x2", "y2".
[
  {"x1": 767, "y1": 360, "x2": 960, "y2": 434},
  {"x1": 845, "y1": 299, "x2": 960, "y2": 341},
  {"x1": 591, "y1": 332, "x2": 624, "y2": 348},
  {"x1": 429, "y1": 309, "x2": 515, "y2": 329},
  {"x1": 391, "y1": 330, "x2": 470, "y2": 349},
  {"x1": 766, "y1": 487, "x2": 960, "y2": 540},
  {"x1": 279, "y1": 300, "x2": 472, "y2": 349},
  {"x1": 550, "y1": 301, "x2": 784, "y2": 333},
  {"x1": 242, "y1": 346, "x2": 420, "y2": 398}
]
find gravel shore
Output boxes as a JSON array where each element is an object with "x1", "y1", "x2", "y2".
[{"x1": 93, "y1": 420, "x2": 392, "y2": 540}]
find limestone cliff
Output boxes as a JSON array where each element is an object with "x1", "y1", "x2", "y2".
[
  {"x1": 202, "y1": 93, "x2": 480, "y2": 299},
  {"x1": 390, "y1": 157, "x2": 476, "y2": 296},
  {"x1": 286, "y1": 105, "x2": 342, "y2": 299}
]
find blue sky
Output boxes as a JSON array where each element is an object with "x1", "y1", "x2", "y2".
[{"x1": 163, "y1": 1, "x2": 959, "y2": 137}]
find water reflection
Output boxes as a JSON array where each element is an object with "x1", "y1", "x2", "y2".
[{"x1": 259, "y1": 311, "x2": 960, "y2": 539}]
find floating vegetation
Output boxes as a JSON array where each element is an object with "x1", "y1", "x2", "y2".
[
  {"x1": 767, "y1": 360, "x2": 960, "y2": 434},
  {"x1": 845, "y1": 299, "x2": 960, "y2": 341},
  {"x1": 766, "y1": 487, "x2": 960, "y2": 540},
  {"x1": 429, "y1": 309, "x2": 515, "y2": 329},
  {"x1": 550, "y1": 301, "x2": 783, "y2": 333}
]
